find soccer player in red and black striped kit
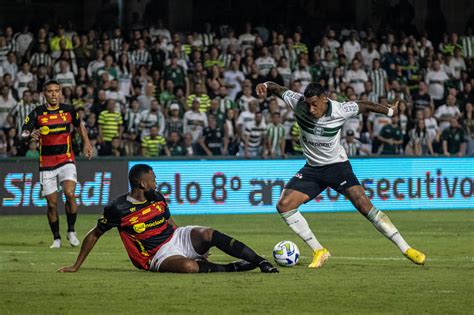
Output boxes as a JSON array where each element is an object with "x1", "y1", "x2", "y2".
[
  {"x1": 22, "y1": 80, "x2": 93, "y2": 248},
  {"x1": 58, "y1": 164, "x2": 278, "y2": 273}
]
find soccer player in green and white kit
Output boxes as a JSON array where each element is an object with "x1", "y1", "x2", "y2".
[{"x1": 256, "y1": 81, "x2": 426, "y2": 268}]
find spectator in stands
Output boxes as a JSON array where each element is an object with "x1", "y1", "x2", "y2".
[
  {"x1": 183, "y1": 98, "x2": 208, "y2": 143},
  {"x1": 167, "y1": 130, "x2": 185, "y2": 156},
  {"x1": 139, "y1": 99, "x2": 165, "y2": 138},
  {"x1": 341, "y1": 130, "x2": 371, "y2": 156},
  {"x1": 265, "y1": 112, "x2": 286, "y2": 158},
  {"x1": 440, "y1": 116, "x2": 466, "y2": 157},
  {"x1": 240, "y1": 111, "x2": 266, "y2": 158},
  {"x1": 110, "y1": 136, "x2": 125, "y2": 157},
  {"x1": 434, "y1": 94, "x2": 461, "y2": 131},
  {"x1": 141, "y1": 125, "x2": 170, "y2": 157},
  {"x1": 0, "y1": 84, "x2": 16, "y2": 128},
  {"x1": 187, "y1": 83, "x2": 211, "y2": 113},
  {"x1": 166, "y1": 103, "x2": 184, "y2": 136},
  {"x1": 345, "y1": 59, "x2": 368, "y2": 95},
  {"x1": 425, "y1": 60, "x2": 449, "y2": 108},
  {"x1": 198, "y1": 115, "x2": 225, "y2": 156},
  {"x1": 343, "y1": 31, "x2": 361, "y2": 62},
  {"x1": 378, "y1": 115, "x2": 403, "y2": 155},
  {"x1": 98, "y1": 99, "x2": 123, "y2": 155},
  {"x1": 406, "y1": 119, "x2": 434, "y2": 156}
]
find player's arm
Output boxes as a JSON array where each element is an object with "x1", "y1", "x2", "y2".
[
  {"x1": 21, "y1": 109, "x2": 40, "y2": 141},
  {"x1": 77, "y1": 121, "x2": 93, "y2": 159},
  {"x1": 57, "y1": 226, "x2": 106, "y2": 273},
  {"x1": 256, "y1": 81, "x2": 288, "y2": 99},
  {"x1": 357, "y1": 100, "x2": 399, "y2": 117},
  {"x1": 71, "y1": 107, "x2": 93, "y2": 159}
]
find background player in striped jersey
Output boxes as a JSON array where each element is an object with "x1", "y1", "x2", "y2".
[
  {"x1": 21, "y1": 79, "x2": 93, "y2": 248},
  {"x1": 256, "y1": 81, "x2": 426, "y2": 268},
  {"x1": 58, "y1": 164, "x2": 278, "y2": 273}
]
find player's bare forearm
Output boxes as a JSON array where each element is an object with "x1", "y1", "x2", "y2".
[
  {"x1": 256, "y1": 81, "x2": 288, "y2": 99},
  {"x1": 78, "y1": 122, "x2": 93, "y2": 159},
  {"x1": 57, "y1": 226, "x2": 104, "y2": 272},
  {"x1": 357, "y1": 100, "x2": 398, "y2": 116},
  {"x1": 78, "y1": 122, "x2": 91, "y2": 144}
]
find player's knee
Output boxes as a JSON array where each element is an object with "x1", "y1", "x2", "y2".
[
  {"x1": 180, "y1": 260, "x2": 199, "y2": 273},
  {"x1": 46, "y1": 199, "x2": 57, "y2": 211},
  {"x1": 63, "y1": 190, "x2": 75, "y2": 201},
  {"x1": 277, "y1": 198, "x2": 294, "y2": 212},
  {"x1": 201, "y1": 228, "x2": 214, "y2": 243}
]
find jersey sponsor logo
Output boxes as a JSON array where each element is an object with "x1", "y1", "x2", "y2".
[
  {"x1": 302, "y1": 135, "x2": 334, "y2": 147},
  {"x1": 40, "y1": 125, "x2": 67, "y2": 135},
  {"x1": 132, "y1": 217, "x2": 165, "y2": 233}
]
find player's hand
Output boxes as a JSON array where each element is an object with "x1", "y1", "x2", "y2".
[
  {"x1": 388, "y1": 101, "x2": 399, "y2": 116},
  {"x1": 256, "y1": 83, "x2": 267, "y2": 97},
  {"x1": 84, "y1": 142, "x2": 93, "y2": 160},
  {"x1": 57, "y1": 265, "x2": 78, "y2": 273},
  {"x1": 30, "y1": 129, "x2": 41, "y2": 141}
]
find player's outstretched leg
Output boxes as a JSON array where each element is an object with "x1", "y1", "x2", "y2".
[
  {"x1": 192, "y1": 228, "x2": 278, "y2": 273},
  {"x1": 158, "y1": 256, "x2": 258, "y2": 273},
  {"x1": 45, "y1": 193, "x2": 61, "y2": 248},
  {"x1": 277, "y1": 189, "x2": 330, "y2": 268},
  {"x1": 345, "y1": 186, "x2": 426, "y2": 265}
]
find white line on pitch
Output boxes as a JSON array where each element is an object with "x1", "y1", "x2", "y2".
[{"x1": 1, "y1": 250, "x2": 473, "y2": 262}]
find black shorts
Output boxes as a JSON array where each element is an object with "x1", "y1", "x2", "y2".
[{"x1": 285, "y1": 161, "x2": 360, "y2": 201}]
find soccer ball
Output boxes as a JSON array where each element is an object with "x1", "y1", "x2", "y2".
[{"x1": 272, "y1": 240, "x2": 300, "y2": 266}]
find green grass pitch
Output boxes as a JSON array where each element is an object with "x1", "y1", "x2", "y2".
[{"x1": 1, "y1": 210, "x2": 473, "y2": 314}]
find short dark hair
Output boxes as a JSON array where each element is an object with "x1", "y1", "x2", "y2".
[
  {"x1": 129, "y1": 164, "x2": 153, "y2": 189},
  {"x1": 43, "y1": 79, "x2": 61, "y2": 91},
  {"x1": 303, "y1": 83, "x2": 325, "y2": 98}
]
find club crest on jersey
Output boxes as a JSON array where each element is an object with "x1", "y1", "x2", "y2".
[
  {"x1": 314, "y1": 126, "x2": 323, "y2": 135},
  {"x1": 294, "y1": 173, "x2": 303, "y2": 179}
]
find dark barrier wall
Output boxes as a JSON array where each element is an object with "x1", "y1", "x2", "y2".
[{"x1": 0, "y1": 160, "x2": 127, "y2": 215}]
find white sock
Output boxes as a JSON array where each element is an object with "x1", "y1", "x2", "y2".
[
  {"x1": 281, "y1": 209, "x2": 323, "y2": 251},
  {"x1": 367, "y1": 207, "x2": 410, "y2": 253}
]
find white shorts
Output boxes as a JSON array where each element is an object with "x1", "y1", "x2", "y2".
[
  {"x1": 40, "y1": 163, "x2": 77, "y2": 196},
  {"x1": 149, "y1": 226, "x2": 207, "y2": 272}
]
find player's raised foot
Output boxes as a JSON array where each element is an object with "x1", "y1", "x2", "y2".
[
  {"x1": 258, "y1": 260, "x2": 279, "y2": 273},
  {"x1": 50, "y1": 239, "x2": 61, "y2": 249},
  {"x1": 308, "y1": 248, "x2": 331, "y2": 268},
  {"x1": 232, "y1": 260, "x2": 258, "y2": 272},
  {"x1": 404, "y1": 248, "x2": 426, "y2": 265},
  {"x1": 67, "y1": 232, "x2": 80, "y2": 247}
]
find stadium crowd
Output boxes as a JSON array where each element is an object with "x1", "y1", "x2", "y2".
[{"x1": 0, "y1": 21, "x2": 473, "y2": 159}]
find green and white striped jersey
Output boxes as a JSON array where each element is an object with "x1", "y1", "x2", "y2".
[{"x1": 281, "y1": 90, "x2": 359, "y2": 166}]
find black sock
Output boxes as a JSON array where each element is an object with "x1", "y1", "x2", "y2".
[
  {"x1": 197, "y1": 260, "x2": 236, "y2": 273},
  {"x1": 211, "y1": 230, "x2": 265, "y2": 266},
  {"x1": 49, "y1": 220, "x2": 61, "y2": 240},
  {"x1": 66, "y1": 212, "x2": 77, "y2": 232}
]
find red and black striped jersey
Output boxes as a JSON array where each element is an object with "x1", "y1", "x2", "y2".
[
  {"x1": 22, "y1": 104, "x2": 81, "y2": 171},
  {"x1": 97, "y1": 191, "x2": 176, "y2": 270}
]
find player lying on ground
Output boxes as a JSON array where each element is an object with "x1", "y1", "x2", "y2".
[
  {"x1": 256, "y1": 81, "x2": 426, "y2": 268},
  {"x1": 58, "y1": 164, "x2": 278, "y2": 273}
]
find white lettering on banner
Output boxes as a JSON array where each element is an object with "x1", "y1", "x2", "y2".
[{"x1": 130, "y1": 158, "x2": 474, "y2": 214}]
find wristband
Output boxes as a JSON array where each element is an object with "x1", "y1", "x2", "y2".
[
  {"x1": 263, "y1": 82, "x2": 268, "y2": 88},
  {"x1": 387, "y1": 108, "x2": 394, "y2": 117}
]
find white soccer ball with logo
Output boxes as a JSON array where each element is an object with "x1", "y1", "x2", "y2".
[{"x1": 272, "y1": 240, "x2": 300, "y2": 266}]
